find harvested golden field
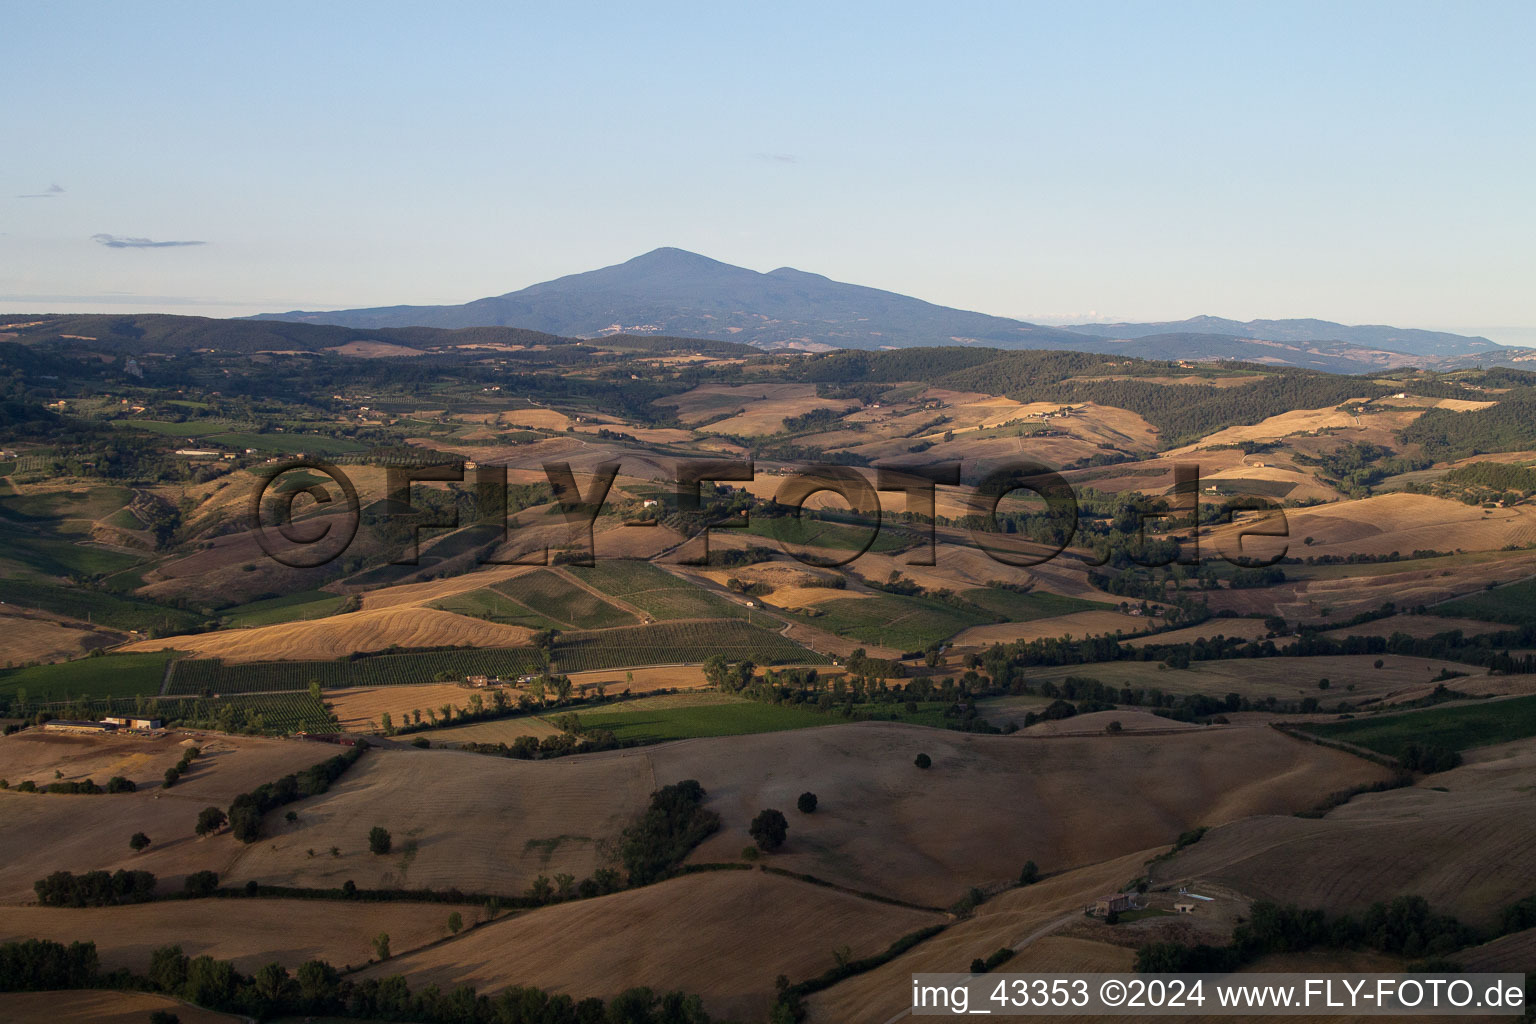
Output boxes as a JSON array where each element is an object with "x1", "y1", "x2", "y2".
[
  {"x1": 356, "y1": 869, "x2": 943, "y2": 1022},
  {"x1": 414, "y1": 715, "x2": 566, "y2": 745},
  {"x1": 222, "y1": 746, "x2": 655, "y2": 896},
  {"x1": 566, "y1": 664, "x2": 710, "y2": 694},
  {"x1": 0, "y1": 733, "x2": 339, "y2": 902},
  {"x1": 1123, "y1": 617, "x2": 1273, "y2": 647},
  {"x1": 1214, "y1": 492, "x2": 1536, "y2": 560},
  {"x1": 649, "y1": 722, "x2": 1389, "y2": 907},
  {"x1": 656, "y1": 382, "x2": 853, "y2": 435},
  {"x1": 122, "y1": 606, "x2": 532, "y2": 662},
  {"x1": 1206, "y1": 549, "x2": 1536, "y2": 624},
  {"x1": 1149, "y1": 738, "x2": 1536, "y2": 929},
  {"x1": 327, "y1": 682, "x2": 488, "y2": 732},
  {"x1": 950, "y1": 610, "x2": 1156, "y2": 647},
  {"x1": 1023, "y1": 709, "x2": 1206, "y2": 735},
  {"x1": 1167, "y1": 399, "x2": 1405, "y2": 452},
  {"x1": 325, "y1": 339, "x2": 427, "y2": 357},
  {"x1": 1459, "y1": 927, "x2": 1536, "y2": 972},
  {"x1": 0, "y1": 991, "x2": 241, "y2": 1024},
  {"x1": 805, "y1": 848, "x2": 1157, "y2": 1023},
  {"x1": 0, "y1": 730, "x2": 183, "y2": 790},
  {"x1": 0, "y1": 609, "x2": 117, "y2": 664},
  {"x1": 0, "y1": 898, "x2": 448, "y2": 974},
  {"x1": 1031, "y1": 653, "x2": 1489, "y2": 704}
]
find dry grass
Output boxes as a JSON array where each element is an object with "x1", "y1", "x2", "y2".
[
  {"x1": 121, "y1": 606, "x2": 533, "y2": 662},
  {"x1": 355, "y1": 870, "x2": 943, "y2": 1022},
  {"x1": 0, "y1": 898, "x2": 448, "y2": 974},
  {"x1": 0, "y1": 733, "x2": 339, "y2": 902},
  {"x1": 415, "y1": 715, "x2": 567, "y2": 745},
  {"x1": 1030, "y1": 653, "x2": 1492, "y2": 704},
  {"x1": 950, "y1": 610, "x2": 1156, "y2": 647},
  {"x1": 327, "y1": 683, "x2": 487, "y2": 732},
  {"x1": 0, "y1": 610, "x2": 117, "y2": 664},
  {"x1": 221, "y1": 746, "x2": 656, "y2": 896},
  {"x1": 1459, "y1": 927, "x2": 1536, "y2": 972},
  {"x1": 649, "y1": 722, "x2": 1389, "y2": 907},
  {"x1": 0, "y1": 991, "x2": 242, "y2": 1024},
  {"x1": 1212, "y1": 492, "x2": 1536, "y2": 561},
  {"x1": 359, "y1": 565, "x2": 540, "y2": 610},
  {"x1": 1149, "y1": 737, "x2": 1536, "y2": 929},
  {"x1": 1320, "y1": 613, "x2": 1511, "y2": 640},
  {"x1": 325, "y1": 340, "x2": 428, "y2": 358}
]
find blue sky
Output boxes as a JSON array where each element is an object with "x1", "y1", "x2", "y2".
[{"x1": 3, "y1": 1, "x2": 1533, "y2": 340}]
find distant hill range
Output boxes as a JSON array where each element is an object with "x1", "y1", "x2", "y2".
[{"x1": 236, "y1": 246, "x2": 1521, "y2": 372}]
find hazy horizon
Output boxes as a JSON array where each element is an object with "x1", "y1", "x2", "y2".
[{"x1": 5, "y1": 2, "x2": 1533, "y2": 340}]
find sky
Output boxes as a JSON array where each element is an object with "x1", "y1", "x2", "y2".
[{"x1": 3, "y1": 1, "x2": 1534, "y2": 342}]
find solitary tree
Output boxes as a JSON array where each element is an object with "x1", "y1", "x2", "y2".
[
  {"x1": 447, "y1": 910, "x2": 463, "y2": 934},
  {"x1": 184, "y1": 870, "x2": 219, "y2": 897},
  {"x1": 368, "y1": 826, "x2": 392, "y2": 855},
  {"x1": 796, "y1": 792, "x2": 818, "y2": 814},
  {"x1": 195, "y1": 806, "x2": 227, "y2": 837},
  {"x1": 749, "y1": 808, "x2": 789, "y2": 852},
  {"x1": 1018, "y1": 861, "x2": 1039, "y2": 886},
  {"x1": 372, "y1": 932, "x2": 391, "y2": 960},
  {"x1": 914, "y1": 752, "x2": 932, "y2": 769},
  {"x1": 129, "y1": 832, "x2": 151, "y2": 853}
]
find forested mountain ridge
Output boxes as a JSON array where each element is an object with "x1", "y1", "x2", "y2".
[
  {"x1": 241, "y1": 248, "x2": 1523, "y2": 371},
  {"x1": 1062, "y1": 316, "x2": 1495, "y2": 356}
]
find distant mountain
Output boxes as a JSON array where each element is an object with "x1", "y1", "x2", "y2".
[
  {"x1": 1061, "y1": 315, "x2": 1493, "y2": 357},
  {"x1": 248, "y1": 247, "x2": 1092, "y2": 351},
  {"x1": 247, "y1": 247, "x2": 1502, "y2": 368}
]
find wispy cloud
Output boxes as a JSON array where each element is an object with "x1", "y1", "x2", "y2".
[
  {"x1": 91, "y1": 233, "x2": 206, "y2": 249},
  {"x1": 756, "y1": 152, "x2": 799, "y2": 164},
  {"x1": 16, "y1": 183, "x2": 65, "y2": 199}
]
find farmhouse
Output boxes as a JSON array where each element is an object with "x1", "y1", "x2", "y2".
[
  {"x1": 1091, "y1": 893, "x2": 1137, "y2": 916},
  {"x1": 103, "y1": 716, "x2": 164, "y2": 730},
  {"x1": 43, "y1": 720, "x2": 116, "y2": 734}
]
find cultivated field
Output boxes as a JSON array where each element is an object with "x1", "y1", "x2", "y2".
[
  {"x1": 355, "y1": 869, "x2": 944, "y2": 1022},
  {"x1": 950, "y1": 610, "x2": 1157, "y2": 647},
  {"x1": 221, "y1": 746, "x2": 656, "y2": 896},
  {"x1": 646, "y1": 722, "x2": 1390, "y2": 907},
  {"x1": 0, "y1": 898, "x2": 448, "y2": 974},
  {"x1": 327, "y1": 682, "x2": 487, "y2": 732},
  {"x1": 1030, "y1": 654, "x2": 1495, "y2": 705},
  {"x1": 0, "y1": 733, "x2": 340, "y2": 902},
  {"x1": 0, "y1": 991, "x2": 242, "y2": 1024},
  {"x1": 1149, "y1": 738, "x2": 1536, "y2": 929},
  {"x1": 0, "y1": 609, "x2": 117, "y2": 665},
  {"x1": 123, "y1": 606, "x2": 534, "y2": 662}
]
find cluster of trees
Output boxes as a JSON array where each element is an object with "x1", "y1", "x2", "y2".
[
  {"x1": 619, "y1": 780, "x2": 720, "y2": 886},
  {"x1": 0, "y1": 936, "x2": 716, "y2": 1023},
  {"x1": 162, "y1": 745, "x2": 201, "y2": 787},
  {"x1": 1398, "y1": 743, "x2": 1463, "y2": 774},
  {"x1": 1402, "y1": 387, "x2": 1536, "y2": 460},
  {"x1": 225, "y1": 741, "x2": 368, "y2": 844},
  {"x1": 34, "y1": 869, "x2": 156, "y2": 907}
]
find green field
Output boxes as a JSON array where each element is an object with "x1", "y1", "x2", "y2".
[
  {"x1": 435, "y1": 588, "x2": 565, "y2": 630},
  {"x1": 1305, "y1": 695, "x2": 1536, "y2": 757},
  {"x1": 222, "y1": 590, "x2": 349, "y2": 628},
  {"x1": 554, "y1": 620, "x2": 822, "y2": 673},
  {"x1": 0, "y1": 578, "x2": 201, "y2": 634},
  {"x1": 111, "y1": 418, "x2": 239, "y2": 438},
  {"x1": 803, "y1": 593, "x2": 991, "y2": 651},
  {"x1": 959, "y1": 587, "x2": 1112, "y2": 621},
  {"x1": 1436, "y1": 577, "x2": 1536, "y2": 627},
  {"x1": 1, "y1": 533, "x2": 146, "y2": 577},
  {"x1": 563, "y1": 561, "x2": 746, "y2": 621},
  {"x1": 208, "y1": 431, "x2": 368, "y2": 456},
  {"x1": 0, "y1": 652, "x2": 174, "y2": 701},
  {"x1": 490, "y1": 570, "x2": 638, "y2": 628},
  {"x1": 167, "y1": 647, "x2": 547, "y2": 695},
  {"x1": 745, "y1": 514, "x2": 909, "y2": 554},
  {"x1": 570, "y1": 696, "x2": 834, "y2": 742}
]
